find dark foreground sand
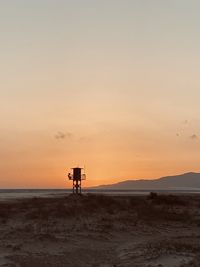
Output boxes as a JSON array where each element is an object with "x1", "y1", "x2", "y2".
[{"x1": 0, "y1": 193, "x2": 200, "y2": 267}]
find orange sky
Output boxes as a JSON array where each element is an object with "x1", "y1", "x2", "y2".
[{"x1": 1, "y1": 1, "x2": 200, "y2": 188}]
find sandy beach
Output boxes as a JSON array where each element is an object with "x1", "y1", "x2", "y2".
[{"x1": 0, "y1": 193, "x2": 199, "y2": 266}]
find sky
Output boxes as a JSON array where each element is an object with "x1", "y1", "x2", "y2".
[{"x1": 1, "y1": 0, "x2": 200, "y2": 188}]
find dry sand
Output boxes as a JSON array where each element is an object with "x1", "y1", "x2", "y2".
[{"x1": 0, "y1": 193, "x2": 199, "y2": 267}]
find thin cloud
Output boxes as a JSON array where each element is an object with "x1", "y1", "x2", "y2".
[
  {"x1": 190, "y1": 134, "x2": 198, "y2": 140},
  {"x1": 183, "y1": 120, "x2": 189, "y2": 125},
  {"x1": 55, "y1": 131, "x2": 73, "y2": 140}
]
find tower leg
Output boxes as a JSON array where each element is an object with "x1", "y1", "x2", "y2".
[
  {"x1": 72, "y1": 180, "x2": 82, "y2": 194},
  {"x1": 75, "y1": 180, "x2": 79, "y2": 194}
]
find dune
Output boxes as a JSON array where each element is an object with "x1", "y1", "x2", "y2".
[{"x1": 0, "y1": 193, "x2": 199, "y2": 266}]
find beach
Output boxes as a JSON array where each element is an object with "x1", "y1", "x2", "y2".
[{"x1": 0, "y1": 193, "x2": 199, "y2": 267}]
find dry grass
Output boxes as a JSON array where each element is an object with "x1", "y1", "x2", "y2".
[
  {"x1": 0, "y1": 193, "x2": 198, "y2": 224},
  {"x1": 0, "y1": 193, "x2": 200, "y2": 267}
]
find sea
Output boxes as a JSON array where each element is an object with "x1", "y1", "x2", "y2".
[{"x1": 0, "y1": 189, "x2": 199, "y2": 201}]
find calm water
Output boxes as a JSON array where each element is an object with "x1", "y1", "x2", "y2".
[{"x1": 0, "y1": 189, "x2": 199, "y2": 200}]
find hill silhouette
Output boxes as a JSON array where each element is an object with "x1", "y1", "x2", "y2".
[{"x1": 94, "y1": 172, "x2": 200, "y2": 190}]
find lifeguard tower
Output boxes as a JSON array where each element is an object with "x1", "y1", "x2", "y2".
[{"x1": 68, "y1": 167, "x2": 86, "y2": 194}]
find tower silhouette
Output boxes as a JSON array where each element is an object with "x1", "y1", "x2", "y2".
[{"x1": 68, "y1": 167, "x2": 86, "y2": 194}]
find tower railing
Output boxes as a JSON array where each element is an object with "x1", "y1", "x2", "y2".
[{"x1": 68, "y1": 174, "x2": 86, "y2": 180}]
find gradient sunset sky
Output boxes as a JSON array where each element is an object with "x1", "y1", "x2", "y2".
[{"x1": 1, "y1": 1, "x2": 200, "y2": 188}]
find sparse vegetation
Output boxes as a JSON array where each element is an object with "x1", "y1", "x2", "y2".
[
  {"x1": 0, "y1": 193, "x2": 200, "y2": 266},
  {"x1": 0, "y1": 193, "x2": 199, "y2": 224}
]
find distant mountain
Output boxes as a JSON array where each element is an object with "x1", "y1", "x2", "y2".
[{"x1": 94, "y1": 172, "x2": 200, "y2": 190}]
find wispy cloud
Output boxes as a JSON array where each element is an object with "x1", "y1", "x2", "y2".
[
  {"x1": 183, "y1": 120, "x2": 189, "y2": 125},
  {"x1": 190, "y1": 134, "x2": 198, "y2": 140},
  {"x1": 55, "y1": 131, "x2": 73, "y2": 140}
]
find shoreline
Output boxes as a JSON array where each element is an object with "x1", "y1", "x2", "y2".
[{"x1": 0, "y1": 189, "x2": 200, "y2": 202}]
